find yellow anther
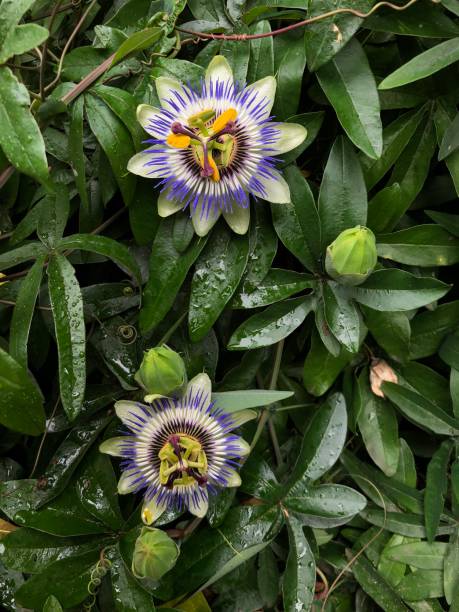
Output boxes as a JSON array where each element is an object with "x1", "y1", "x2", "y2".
[
  {"x1": 166, "y1": 133, "x2": 191, "y2": 148},
  {"x1": 207, "y1": 154, "x2": 220, "y2": 182},
  {"x1": 212, "y1": 108, "x2": 237, "y2": 133},
  {"x1": 142, "y1": 508, "x2": 153, "y2": 524}
]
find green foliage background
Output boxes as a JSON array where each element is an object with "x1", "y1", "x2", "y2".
[{"x1": 1, "y1": 0, "x2": 459, "y2": 610}]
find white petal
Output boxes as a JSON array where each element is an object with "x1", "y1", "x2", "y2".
[
  {"x1": 249, "y1": 168, "x2": 291, "y2": 204},
  {"x1": 99, "y1": 436, "x2": 130, "y2": 457},
  {"x1": 206, "y1": 55, "x2": 233, "y2": 86},
  {"x1": 230, "y1": 409, "x2": 257, "y2": 427},
  {"x1": 117, "y1": 469, "x2": 140, "y2": 494},
  {"x1": 227, "y1": 436, "x2": 251, "y2": 458},
  {"x1": 136, "y1": 104, "x2": 166, "y2": 138},
  {"x1": 115, "y1": 400, "x2": 151, "y2": 430},
  {"x1": 223, "y1": 205, "x2": 250, "y2": 235},
  {"x1": 127, "y1": 150, "x2": 169, "y2": 179},
  {"x1": 187, "y1": 373, "x2": 212, "y2": 401},
  {"x1": 158, "y1": 190, "x2": 183, "y2": 217},
  {"x1": 187, "y1": 489, "x2": 209, "y2": 518},
  {"x1": 155, "y1": 76, "x2": 184, "y2": 107},
  {"x1": 192, "y1": 207, "x2": 221, "y2": 237},
  {"x1": 271, "y1": 123, "x2": 308, "y2": 155},
  {"x1": 246, "y1": 76, "x2": 276, "y2": 116},
  {"x1": 142, "y1": 495, "x2": 167, "y2": 525},
  {"x1": 225, "y1": 469, "x2": 242, "y2": 488}
]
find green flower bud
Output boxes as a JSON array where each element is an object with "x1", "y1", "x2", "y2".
[
  {"x1": 325, "y1": 226, "x2": 377, "y2": 286},
  {"x1": 135, "y1": 346, "x2": 187, "y2": 397},
  {"x1": 131, "y1": 527, "x2": 179, "y2": 580}
]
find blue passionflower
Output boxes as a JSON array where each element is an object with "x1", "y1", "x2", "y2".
[
  {"x1": 100, "y1": 374, "x2": 255, "y2": 524},
  {"x1": 127, "y1": 55, "x2": 307, "y2": 236}
]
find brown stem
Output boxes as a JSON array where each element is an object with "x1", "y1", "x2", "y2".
[{"x1": 176, "y1": 0, "x2": 419, "y2": 40}]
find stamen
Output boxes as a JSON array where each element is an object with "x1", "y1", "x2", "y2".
[
  {"x1": 207, "y1": 154, "x2": 220, "y2": 182},
  {"x1": 212, "y1": 108, "x2": 237, "y2": 133},
  {"x1": 167, "y1": 133, "x2": 191, "y2": 148}
]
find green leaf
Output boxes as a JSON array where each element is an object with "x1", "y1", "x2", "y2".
[
  {"x1": 285, "y1": 484, "x2": 367, "y2": 528},
  {"x1": 272, "y1": 35, "x2": 306, "y2": 120},
  {"x1": 349, "y1": 269, "x2": 450, "y2": 311},
  {"x1": 305, "y1": 0, "x2": 373, "y2": 71},
  {"x1": 397, "y1": 570, "x2": 444, "y2": 601},
  {"x1": 9, "y1": 254, "x2": 45, "y2": 369},
  {"x1": 108, "y1": 545, "x2": 154, "y2": 612},
  {"x1": 303, "y1": 328, "x2": 354, "y2": 397},
  {"x1": 425, "y1": 440, "x2": 453, "y2": 543},
  {"x1": 47, "y1": 254, "x2": 86, "y2": 421},
  {"x1": 383, "y1": 542, "x2": 447, "y2": 570},
  {"x1": 283, "y1": 164, "x2": 321, "y2": 270},
  {"x1": 151, "y1": 57, "x2": 205, "y2": 86},
  {"x1": 233, "y1": 268, "x2": 314, "y2": 309},
  {"x1": 0, "y1": 67, "x2": 49, "y2": 184},
  {"x1": 440, "y1": 329, "x2": 459, "y2": 369},
  {"x1": 317, "y1": 39, "x2": 382, "y2": 159},
  {"x1": 247, "y1": 20, "x2": 274, "y2": 82},
  {"x1": 380, "y1": 38, "x2": 459, "y2": 89},
  {"x1": 85, "y1": 93, "x2": 136, "y2": 205},
  {"x1": 280, "y1": 111, "x2": 325, "y2": 166},
  {"x1": 383, "y1": 382, "x2": 459, "y2": 436},
  {"x1": 43, "y1": 595, "x2": 63, "y2": 612},
  {"x1": 0, "y1": 0, "x2": 36, "y2": 42},
  {"x1": 318, "y1": 136, "x2": 367, "y2": 250},
  {"x1": 0, "y1": 24, "x2": 48, "y2": 64},
  {"x1": 189, "y1": 225, "x2": 249, "y2": 342},
  {"x1": 361, "y1": 507, "x2": 454, "y2": 538},
  {"x1": 410, "y1": 301, "x2": 459, "y2": 359},
  {"x1": 360, "y1": 107, "x2": 425, "y2": 190},
  {"x1": 283, "y1": 515, "x2": 315, "y2": 612},
  {"x1": 439, "y1": 111, "x2": 459, "y2": 160},
  {"x1": 1, "y1": 528, "x2": 101, "y2": 573},
  {"x1": 76, "y1": 449, "x2": 123, "y2": 531},
  {"x1": 427, "y1": 210, "x2": 459, "y2": 238},
  {"x1": 323, "y1": 282, "x2": 361, "y2": 353},
  {"x1": 238, "y1": 202, "x2": 277, "y2": 293},
  {"x1": 377, "y1": 225, "x2": 459, "y2": 267},
  {"x1": 434, "y1": 99, "x2": 459, "y2": 195},
  {"x1": 112, "y1": 27, "x2": 162, "y2": 65},
  {"x1": 140, "y1": 218, "x2": 207, "y2": 333},
  {"x1": 221, "y1": 38, "x2": 250, "y2": 84},
  {"x1": 0, "y1": 346, "x2": 44, "y2": 435},
  {"x1": 365, "y1": 0, "x2": 459, "y2": 37},
  {"x1": 68, "y1": 96, "x2": 92, "y2": 231},
  {"x1": 228, "y1": 295, "x2": 315, "y2": 350},
  {"x1": 14, "y1": 550, "x2": 100, "y2": 610},
  {"x1": 257, "y1": 547, "x2": 279, "y2": 609},
  {"x1": 92, "y1": 85, "x2": 143, "y2": 144},
  {"x1": 357, "y1": 368, "x2": 400, "y2": 476},
  {"x1": 0, "y1": 241, "x2": 47, "y2": 272},
  {"x1": 158, "y1": 506, "x2": 283, "y2": 597},
  {"x1": 37, "y1": 185, "x2": 70, "y2": 249},
  {"x1": 285, "y1": 392, "x2": 348, "y2": 485},
  {"x1": 211, "y1": 390, "x2": 293, "y2": 412},
  {"x1": 351, "y1": 552, "x2": 410, "y2": 611},
  {"x1": 61, "y1": 46, "x2": 109, "y2": 81},
  {"x1": 362, "y1": 307, "x2": 411, "y2": 362},
  {"x1": 393, "y1": 438, "x2": 417, "y2": 488},
  {"x1": 59, "y1": 234, "x2": 142, "y2": 288},
  {"x1": 444, "y1": 529, "x2": 459, "y2": 605}
]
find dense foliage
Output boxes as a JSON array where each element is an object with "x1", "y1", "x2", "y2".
[{"x1": 1, "y1": 0, "x2": 459, "y2": 610}]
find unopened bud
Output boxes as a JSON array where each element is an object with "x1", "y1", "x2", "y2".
[
  {"x1": 135, "y1": 346, "x2": 186, "y2": 398},
  {"x1": 370, "y1": 359, "x2": 398, "y2": 398},
  {"x1": 325, "y1": 226, "x2": 377, "y2": 286},
  {"x1": 131, "y1": 527, "x2": 179, "y2": 581}
]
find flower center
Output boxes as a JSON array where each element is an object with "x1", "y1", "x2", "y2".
[
  {"x1": 158, "y1": 433, "x2": 208, "y2": 488},
  {"x1": 165, "y1": 108, "x2": 238, "y2": 182}
]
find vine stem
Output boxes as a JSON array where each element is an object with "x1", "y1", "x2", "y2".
[
  {"x1": 250, "y1": 339, "x2": 284, "y2": 451},
  {"x1": 158, "y1": 311, "x2": 188, "y2": 346},
  {"x1": 176, "y1": 0, "x2": 420, "y2": 40},
  {"x1": 39, "y1": 0, "x2": 64, "y2": 100}
]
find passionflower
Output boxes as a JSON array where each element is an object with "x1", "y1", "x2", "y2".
[
  {"x1": 127, "y1": 55, "x2": 307, "y2": 236},
  {"x1": 100, "y1": 373, "x2": 255, "y2": 524}
]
